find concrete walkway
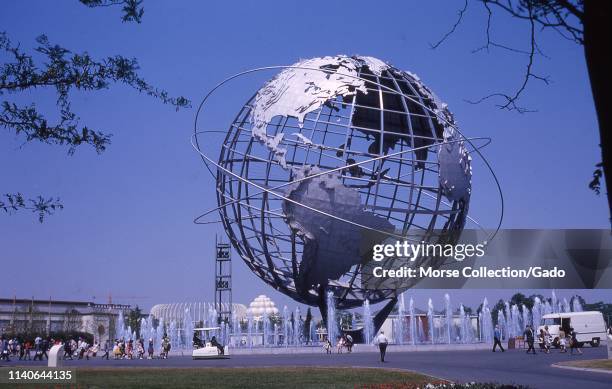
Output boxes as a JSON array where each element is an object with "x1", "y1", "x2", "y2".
[
  {"x1": 226, "y1": 342, "x2": 491, "y2": 355},
  {"x1": 2, "y1": 346, "x2": 609, "y2": 388},
  {"x1": 552, "y1": 362, "x2": 612, "y2": 375}
]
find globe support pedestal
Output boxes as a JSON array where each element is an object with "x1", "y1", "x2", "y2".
[{"x1": 320, "y1": 296, "x2": 398, "y2": 344}]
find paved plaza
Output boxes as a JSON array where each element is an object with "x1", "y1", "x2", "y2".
[{"x1": 2, "y1": 346, "x2": 609, "y2": 388}]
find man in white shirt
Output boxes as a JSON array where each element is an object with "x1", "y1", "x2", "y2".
[{"x1": 374, "y1": 331, "x2": 389, "y2": 362}]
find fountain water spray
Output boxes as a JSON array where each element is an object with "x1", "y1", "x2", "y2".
[
  {"x1": 246, "y1": 312, "x2": 253, "y2": 348},
  {"x1": 309, "y1": 320, "x2": 316, "y2": 345},
  {"x1": 480, "y1": 298, "x2": 493, "y2": 343},
  {"x1": 116, "y1": 310, "x2": 126, "y2": 340},
  {"x1": 459, "y1": 305, "x2": 471, "y2": 343},
  {"x1": 417, "y1": 316, "x2": 425, "y2": 343},
  {"x1": 427, "y1": 298, "x2": 434, "y2": 344},
  {"x1": 362, "y1": 299, "x2": 373, "y2": 344},
  {"x1": 155, "y1": 318, "x2": 164, "y2": 351},
  {"x1": 283, "y1": 306, "x2": 289, "y2": 347},
  {"x1": 183, "y1": 308, "x2": 194, "y2": 349},
  {"x1": 497, "y1": 309, "x2": 506, "y2": 341},
  {"x1": 294, "y1": 306, "x2": 301, "y2": 345},
  {"x1": 532, "y1": 297, "x2": 542, "y2": 331},
  {"x1": 562, "y1": 298, "x2": 570, "y2": 313},
  {"x1": 521, "y1": 304, "x2": 530, "y2": 329},
  {"x1": 169, "y1": 321, "x2": 177, "y2": 350},
  {"x1": 504, "y1": 302, "x2": 512, "y2": 338},
  {"x1": 396, "y1": 293, "x2": 405, "y2": 345},
  {"x1": 510, "y1": 304, "x2": 521, "y2": 337},
  {"x1": 231, "y1": 308, "x2": 239, "y2": 347},
  {"x1": 262, "y1": 307, "x2": 269, "y2": 347},
  {"x1": 444, "y1": 294, "x2": 452, "y2": 344},
  {"x1": 409, "y1": 297, "x2": 416, "y2": 345},
  {"x1": 326, "y1": 292, "x2": 338, "y2": 344},
  {"x1": 543, "y1": 300, "x2": 552, "y2": 316}
]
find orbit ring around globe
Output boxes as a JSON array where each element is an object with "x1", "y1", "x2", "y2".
[
  {"x1": 192, "y1": 130, "x2": 493, "y2": 239},
  {"x1": 191, "y1": 58, "x2": 504, "y2": 309}
]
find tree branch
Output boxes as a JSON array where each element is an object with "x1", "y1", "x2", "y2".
[
  {"x1": 79, "y1": 0, "x2": 145, "y2": 23},
  {"x1": 483, "y1": 0, "x2": 584, "y2": 44},
  {"x1": 1, "y1": 101, "x2": 111, "y2": 154},
  {"x1": 0, "y1": 32, "x2": 190, "y2": 153},
  {"x1": 1, "y1": 1, "x2": 188, "y2": 223},
  {"x1": 430, "y1": 0, "x2": 469, "y2": 49},
  {"x1": 468, "y1": 1, "x2": 551, "y2": 112},
  {"x1": 0, "y1": 193, "x2": 63, "y2": 223}
]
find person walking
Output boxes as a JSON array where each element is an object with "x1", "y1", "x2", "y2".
[
  {"x1": 0, "y1": 336, "x2": 10, "y2": 361},
  {"x1": 323, "y1": 338, "x2": 332, "y2": 354},
  {"x1": 336, "y1": 335, "x2": 344, "y2": 354},
  {"x1": 41, "y1": 338, "x2": 49, "y2": 360},
  {"x1": 33, "y1": 338, "x2": 43, "y2": 361},
  {"x1": 524, "y1": 325, "x2": 536, "y2": 355},
  {"x1": 118, "y1": 339, "x2": 125, "y2": 359},
  {"x1": 70, "y1": 338, "x2": 78, "y2": 359},
  {"x1": 558, "y1": 329, "x2": 567, "y2": 353},
  {"x1": 374, "y1": 331, "x2": 389, "y2": 362},
  {"x1": 100, "y1": 340, "x2": 110, "y2": 360},
  {"x1": 148, "y1": 339, "x2": 154, "y2": 359},
  {"x1": 161, "y1": 337, "x2": 170, "y2": 359},
  {"x1": 77, "y1": 338, "x2": 87, "y2": 360},
  {"x1": 538, "y1": 329, "x2": 550, "y2": 353},
  {"x1": 345, "y1": 334, "x2": 354, "y2": 353},
  {"x1": 137, "y1": 338, "x2": 145, "y2": 359},
  {"x1": 90, "y1": 342, "x2": 99, "y2": 358},
  {"x1": 63, "y1": 339, "x2": 73, "y2": 360},
  {"x1": 23, "y1": 340, "x2": 32, "y2": 360},
  {"x1": 569, "y1": 328, "x2": 583, "y2": 355},
  {"x1": 85, "y1": 342, "x2": 96, "y2": 360},
  {"x1": 113, "y1": 341, "x2": 121, "y2": 359},
  {"x1": 126, "y1": 339, "x2": 133, "y2": 359},
  {"x1": 543, "y1": 326, "x2": 552, "y2": 354},
  {"x1": 8, "y1": 338, "x2": 15, "y2": 357},
  {"x1": 33, "y1": 336, "x2": 41, "y2": 358},
  {"x1": 492, "y1": 325, "x2": 505, "y2": 352},
  {"x1": 18, "y1": 339, "x2": 24, "y2": 360}
]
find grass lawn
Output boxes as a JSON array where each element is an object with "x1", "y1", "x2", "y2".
[
  {"x1": 10, "y1": 367, "x2": 443, "y2": 389},
  {"x1": 557, "y1": 359, "x2": 612, "y2": 371}
]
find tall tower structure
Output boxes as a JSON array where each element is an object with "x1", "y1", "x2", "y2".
[{"x1": 214, "y1": 235, "x2": 232, "y2": 324}]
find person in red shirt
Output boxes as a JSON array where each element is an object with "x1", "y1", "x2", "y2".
[{"x1": 23, "y1": 340, "x2": 32, "y2": 360}]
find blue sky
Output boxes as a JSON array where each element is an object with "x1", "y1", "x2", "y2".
[{"x1": 1, "y1": 1, "x2": 609, "y2": 313}]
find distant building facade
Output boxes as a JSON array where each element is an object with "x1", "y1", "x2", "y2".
[
  {"x1": 246, "y1": 295, "x2": 279, "y2": 320},
  {"x1": 150, "y1": 302, "x2": 247, "y2": 325},
  {"x1": 0, "y1": 297, "x2": 130, "y2": 344}
]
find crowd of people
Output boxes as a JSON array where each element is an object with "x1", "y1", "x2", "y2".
[
  {"x1": 107, "y1": 337, "x2": 172, "y2": 360},
  {"x1": 322, "y1": 331, "x2": 390, "y2": 363},
  {"x1": 0, "y1": 334, "x2": 175, "y2": 362},
  {"x1": 4, "y1": 322, "x2": 609, "y2": 364},
  {"x1": 492, "y1": 324, "x2": 588, "y2": 355},
  {"x1": 1, "y1": 335, "x2": 52, "y2": 361},
  {"x1": 323, "y1": 333, "x2": 354, "y2": 354}
]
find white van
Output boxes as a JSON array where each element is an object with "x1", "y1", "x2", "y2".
[{"x1": 538, "y1": 311, "x2": 607, "y2": 347}]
